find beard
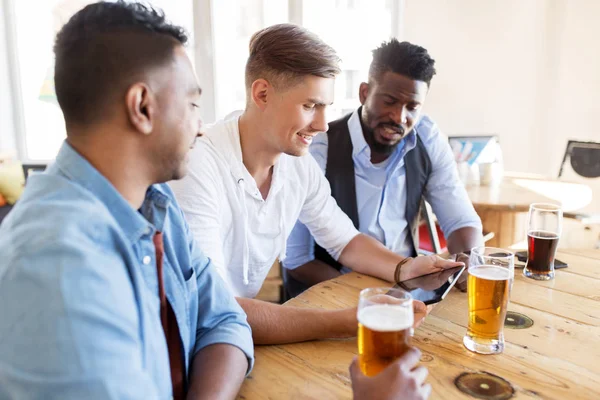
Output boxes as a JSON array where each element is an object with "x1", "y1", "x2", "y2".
[
  {"x1": 362, "y1": 122, "x2": 405, "y2": 156},
  {"x1": 154, "y1": 151, "x2": 188, "y2": 183}
]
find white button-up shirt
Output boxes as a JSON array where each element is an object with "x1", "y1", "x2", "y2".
[{"x1": 170, "y1": 112, "x2": 359, "y2": 298}]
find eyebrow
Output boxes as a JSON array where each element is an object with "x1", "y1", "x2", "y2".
[
  {"x1": 306, "y1": 97, "x2": 333, "y2": 106},
  {"x1": 381, "y1": 92, "x2": 421, "y2": 104}
]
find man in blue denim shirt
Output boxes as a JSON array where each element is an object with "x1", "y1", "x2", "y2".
[{"x1": 0, "y1": 2, "x2": 253, "y2": 399}]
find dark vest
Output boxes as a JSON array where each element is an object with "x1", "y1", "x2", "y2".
[{"x1": 314, "y1": 111, "x2": 432, "y2": 270}]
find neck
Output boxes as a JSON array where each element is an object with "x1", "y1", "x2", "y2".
[
  {"x1": 67, "y1": 131, "x2": 153, "y2": 210},
  {"x1": 238, "y1": 110, "x2": 280, "y2": 178},
  {"x1": 370, "y1": 149, "x2": 391, "y2": 165}
]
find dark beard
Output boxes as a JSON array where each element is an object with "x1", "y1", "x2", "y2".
[
  {"x1": 369, "y1": 130, "x2": 401, "y2": 155},
  {"x1": 360, "y1": 115, "x2": 404, "y2": 156}
]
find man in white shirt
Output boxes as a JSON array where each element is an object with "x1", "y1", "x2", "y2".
[{"x1": 170, "y1": 24, "x2": 462, "y2": 345}]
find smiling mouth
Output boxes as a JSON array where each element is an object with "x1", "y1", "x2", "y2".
[{"x1": 297, "y1": 132, "x2": 315, "y2": 145}]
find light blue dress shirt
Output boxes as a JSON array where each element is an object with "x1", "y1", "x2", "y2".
[
  {"x1": 0, "y1": 142, "x2": 254, "y2": 400},
  {"x1": 284, "y1": 109, "x2": 482, "y2": 270}
]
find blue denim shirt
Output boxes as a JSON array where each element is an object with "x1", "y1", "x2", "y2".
[{"x1": 0, "y1": 142, "x2": 254, "y2": 399}]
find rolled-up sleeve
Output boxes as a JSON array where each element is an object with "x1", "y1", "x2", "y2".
[
  {"x1": 420, "y1": 118, "x2": 482, "y2": 236},
  {"x1": 189, "y1": 235, "x2": 254, "y2": 374},
  {"x1": 283, "y1": 220, "x2": 316, "y2": 270}
]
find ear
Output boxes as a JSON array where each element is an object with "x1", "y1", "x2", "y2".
[
  {"x1": 358, "y1": 82, "x2": 370, "y2": 105},
  {"x1": 249, "y1": 78, "x2": 271, "y2": 111},
  {"x1": 125, "y1": 83, "x2": 155, "y2": 135}
]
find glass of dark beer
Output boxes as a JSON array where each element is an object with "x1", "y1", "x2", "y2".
[
  {"x1": 523, "y1": 203, "x2": 562, "y2": 281},
  {"x1": 357, "y1": 288, "x2": 413, "y2": 377}
]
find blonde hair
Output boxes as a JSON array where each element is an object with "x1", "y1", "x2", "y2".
[{"x1": 245, "y1": 23, "x2": 341, "y2": 90}]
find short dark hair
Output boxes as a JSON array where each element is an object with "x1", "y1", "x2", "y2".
[
  {"x1": 245, "y1": 24, "x2": 341, "y2": 91},
  {"x1": 369, "y1": 39, "x2": 436, "y2": 86},
  {"x1": 54, "y1": 1, "x2": 188, "y2": 126}
]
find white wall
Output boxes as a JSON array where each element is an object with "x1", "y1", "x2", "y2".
[
  {"x1": 549, "y1": 1, "x2": 600, "y2": 174},
  {"x1": 0, "y1": 0, "x2": 18, "y2": 155},
  {"x1": 402, "y1": 0, "x2": 600, "y2": 175}
]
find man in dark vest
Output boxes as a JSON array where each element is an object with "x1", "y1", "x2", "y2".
[{"x1": 283, "y1": 40, "x2": 483, "y2": 296}]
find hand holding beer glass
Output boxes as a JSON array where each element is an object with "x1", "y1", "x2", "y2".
[
  {"x1": 523, "y1": 203, "x2": 562, "y2": 281},
  {"x1": 358, "y1": 288, "x2": 413, "y2": 377},
  {"x1": 463, "y1": 247, "x2": 513, "y2": 355}
]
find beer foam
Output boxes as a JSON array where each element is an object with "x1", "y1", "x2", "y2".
[
  {"x1": 358, "y1": 304, "x2": 413, "y2": 332},
  {"x1": 469, "y1": 265, "x2": 511, "y2": 281}
]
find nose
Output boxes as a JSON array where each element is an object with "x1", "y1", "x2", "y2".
[
  {"x1": 310, "y1": 108, "x2": 329, "y2": 133},
  {"x1": 391, "y1": 106, "x2": 408, "y2": 126},
  {"x1": 197, "y1": 118, "x2": 204, "y2": 137}
]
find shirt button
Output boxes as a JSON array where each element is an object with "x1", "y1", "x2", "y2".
[{"x1": 142, "y1": 256, "x2": 151, "y2": 265}]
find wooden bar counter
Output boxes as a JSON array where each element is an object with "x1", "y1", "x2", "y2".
[
  {"x1": 466, "y1": 174, "x2": 595, "y2": 248},
  {"x1": 238, "y1": 249, "x2": 600, "y2": 399}
]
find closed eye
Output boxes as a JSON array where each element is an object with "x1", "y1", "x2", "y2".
[{"x1": 382, "y1": 95, "x2": 396, "y2": 106}]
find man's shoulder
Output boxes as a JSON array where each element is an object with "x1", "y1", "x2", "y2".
[
  {"x1": 306, "y1": 111, "x2": 355, "y2": 164},
  {"x1": 326, "y1": 111, "x2": 354, "y2": 134},
  {"x1": 187, "y1": 118, "x2": 238, "y2": 173},
  {"x1": 203, "y1": 111, "x2": 240, "y2": 148},
  {"x1": 413, "y1": 115, "x2": 449, "y2": 153},
  {"x1": 414, "y1": 115, "x2": 438, "y2": 139},
  {"x1": 0, "y1": 174, "x2": 120, "y2": 256}
]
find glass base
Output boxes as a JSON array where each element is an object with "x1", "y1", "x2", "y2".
[
  {"x1": 523, "y1": 268, "x2": 554, "y2": 281},
  {"x1": 463, "y1": 333, "x2": 504, "y2": 355}
]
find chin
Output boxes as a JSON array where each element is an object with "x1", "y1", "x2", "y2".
[
  {"x1": 171, "y1": 166, "x2": 188, "y2": 181},
  {"x1": 161, "y1": 162, "x2": 187, "y2": 183},
  {"x1": 285, "y1": 147, "x2": 308, "y2": 158},
  {"x1": 377, "y1": 133, "x2": 403, "y2": 147}
]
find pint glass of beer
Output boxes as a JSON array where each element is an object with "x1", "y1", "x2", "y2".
[
  {"x1": 357, "y1": 288, "x2": 413, "y2": 377},
  {"x1": 463, "y1": 247, "x2": 513, "y2": 355},
  {"x1": 524, "y1": 203, "x2": 562, "y2": 281}
]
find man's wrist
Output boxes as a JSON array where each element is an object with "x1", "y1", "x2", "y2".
[{"x1": 394, "y1": 257, "x2": 413, "y2": 283}]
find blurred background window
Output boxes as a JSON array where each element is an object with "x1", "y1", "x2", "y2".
[
  {"x1": 3, "y1": 0, "x2": 193, "y2": 161},
  {"x1": 2, "y1": 0, "x2": 599, "y2": 177}
]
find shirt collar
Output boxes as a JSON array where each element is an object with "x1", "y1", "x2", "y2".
[
  {"x1": 347, "y1": 108, "x2": 370, "y2": 159},
  {"x1": 347, "y1": 107, "x2": 419, "y2": 166},
  {"x1": 52, "y1": 141, "x2": 168, "y2": 242}
]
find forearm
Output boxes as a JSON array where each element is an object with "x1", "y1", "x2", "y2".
[
  {"x1": 187, "y1": 344, "x2": 248, "y2": 400},
  {"x1": 287, "y1": 259, "x2": 341, "y2": 286},
  {"x1": 337, "y1": 234, "x2": 403, "y2": 282},
  {"x1": 447, "y1": 226, "x2": 484, "y2": 255},
  {"x1": 237, "y1": 297, "x2": 355, "y2": 344}
]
